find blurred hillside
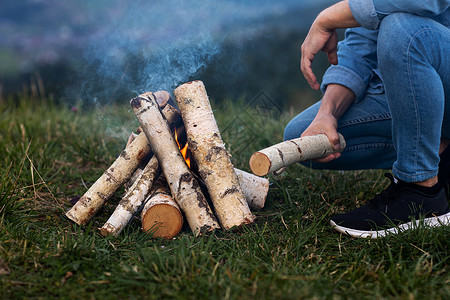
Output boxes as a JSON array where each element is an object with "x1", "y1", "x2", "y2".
[{"x1": 0, "y1": 0, "x2": 336, "y2": 110}]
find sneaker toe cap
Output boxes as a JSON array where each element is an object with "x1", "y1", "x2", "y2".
[{"x1": 331, "y1": 211, "x2": 383, "y2": 231}]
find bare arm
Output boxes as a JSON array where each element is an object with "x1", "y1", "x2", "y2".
[
  {"x1": 301, "y1": 84, "x2": 355, "y2": 162},
  {"x1": 299, "y1": 1, "x2": 360, "y2": 163}
]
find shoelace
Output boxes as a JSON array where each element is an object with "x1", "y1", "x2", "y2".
[{"x1": 369, "y1": 173, "x2": 397, "y2": 213}]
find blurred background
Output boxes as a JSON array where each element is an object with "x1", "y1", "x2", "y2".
[{"x1": 0, "y1": 0, "x2": 338, "y2": 110}]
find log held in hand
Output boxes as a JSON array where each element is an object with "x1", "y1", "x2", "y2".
[
  {"x1": 174, "y1": 81, "x2": 255, "y2": 230},
  {"x1": 131, "y1": 92, "x2": 220, "y2": 235},
  {"x1": 249, "y1": 133, "x2": 346, "y2": 176}
]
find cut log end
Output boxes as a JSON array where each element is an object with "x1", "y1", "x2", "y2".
[
  {"x1": 99, "y1": 223, "x2": 117, "y2": 237},
  {"x1": 249, "y1": 152, "x2": 271, "y2": 177},
  {"x1": 142, "y1": 203, "x2": 183, "y2": 239},
  {"x1": 234, "y1": 168, "x2": 269, "y2": 210},
  {"x1": 65, "y1": 210, "x2": 82, "y2": 226}
]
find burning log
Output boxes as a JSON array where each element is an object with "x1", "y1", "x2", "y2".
[
  {"x1": 131, "y1": 93, "x2": 220, "y2": 235},
  {"x1": 171, "y1": 119, "x2": 268, "y2": 211},
  {"x1": 141, "y1": 176, "x2": 183, "y2": 239},
  {"x1": 65, "y1": 101, "x2": 182, "y2": 226},
  {"x1": 174, "y1": 81, "x2": 254, "y2": 230},
  {"x1": 249, "y1": 133, "x2": 346, "y2": 176},
  {"x1": 99, "y1": 155, "x2": 160, "y2": 236},
  {"x1": 234, "y1": 168, "x2": 269, "y2": 210},
  {"x1": 172, "y1": 121, "x2": 268, "y2": 211}
]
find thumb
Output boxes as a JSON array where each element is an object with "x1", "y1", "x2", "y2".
[
  {"x1": 327, "y1": 50, "x2": 338, "y2": 65},
  {"x1": 324, "y1": 30, "x2": 338, "y2": 65},
  {"x1": 326, "y1": 131, "x2": 341, "y2": 150}
]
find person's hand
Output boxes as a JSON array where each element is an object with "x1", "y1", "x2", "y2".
[
  {"x1": 301, "y1": 112, "x2": 341, "y2": 163},
  {"x1": 300, "y1": 1, "x2": 359, "y2": 90},
  {"x1": 301, "y1": 23, "x2": 339, "y2": 90}
]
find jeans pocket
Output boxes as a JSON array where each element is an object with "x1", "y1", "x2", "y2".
[{"x1": 366, "y1": 69, "x2": 385, "y2": 95}]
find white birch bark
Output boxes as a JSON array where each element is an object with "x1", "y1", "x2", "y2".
[
  {"x1": 249, "y1": 134, "x2": 346, "y2": 176},
  {"x1": 174, "y1": 81, "x2": 254, "y2": 230},
  {"x1": 65, "y1": 103, "x2": 182, "y2": 226},
  {"x1": 234, "y1": 168, "x2": 269, "y2": 210},
  {"x1": 100, "y1": 155, "x2": 160, "y2": 236},
  {"x1": 125, "y1": 166, "x2": 145, "y2": 191},
  {"x1": 65, "y1": 131, "x2": 152, "y2": 225},
  {"x1": 131, "y1": 93, "x2": 220, "y2": 235}
]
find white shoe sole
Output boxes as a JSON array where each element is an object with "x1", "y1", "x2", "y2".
[{"x1": 330, "y1": 211, "x2": 450, "y2": 239}]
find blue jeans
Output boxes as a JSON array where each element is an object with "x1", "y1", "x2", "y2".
[{"x1": 284, "y1": 13, "x2": 450, "y2": 183}]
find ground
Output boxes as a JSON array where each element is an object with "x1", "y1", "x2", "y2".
[{"x1": 1, "y1": 96, "x2": 449, "y2": 299}]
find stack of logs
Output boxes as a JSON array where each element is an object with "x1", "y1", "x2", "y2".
[{"x1": 65, "y1": 81, "x2": 270, "y2": 238}]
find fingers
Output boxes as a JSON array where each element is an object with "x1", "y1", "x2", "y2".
[
  {"x1": 300, "y1": 49, "x2": 320, "y2": 90},
  {"x1": 324, "y1": 30, "x2": 339, "y2": 65},
  {"x1": 327, "y1": 50, "x2": 338, "y2": 65},
  {"x1": 301, "y1": 28, "x2": 339, "y2": 89},
  {"x1": 300, "y1": 112, "x2": 341, "y2": 163},
  {"x1": 326, "y1": 130, "x2": 341, "y2": 150},
  {"x1": 314, "y1": 152, "x2": 341, "y2": 163}
]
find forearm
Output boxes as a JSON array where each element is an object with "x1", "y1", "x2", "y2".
[
  {"x1": 315, "y1": 1, "x2": 360, "y2": 30},
  {"x1": 318, "y1": 84, "x2": 356, "y2": 119}
]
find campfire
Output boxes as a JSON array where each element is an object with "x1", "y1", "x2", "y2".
[
  {"x1": 65, "y1": 81, "x2": 270, "y2": 238},
  {"x1": 174, "y1": 127, "x2": 191, "y2": 169}
]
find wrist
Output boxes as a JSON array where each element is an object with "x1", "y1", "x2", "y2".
[
  {"x1": 319, "y1": 84, "x2": 355, "y2": 118},
  {"x1": 315, "y1": 1, "x2": 359, "y2": 30}
]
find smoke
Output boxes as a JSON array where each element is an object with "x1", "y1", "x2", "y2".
[{"x1": 77, "y1": 0, "x2": 332, "y2": 102}]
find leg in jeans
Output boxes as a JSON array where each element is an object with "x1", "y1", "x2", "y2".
[
  {"x1": 378, "y1": 13, "x2": 450, "y2": 183},
  {"x1": 327, "y1": 13, "x2": 450, "y2": 238},
  {"x1": 284, "y1": 91, "x2": 396, "y2": 170}
]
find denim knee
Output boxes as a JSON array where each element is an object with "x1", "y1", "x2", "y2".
[
  {"x1": 378, "y1": 13, "x2": 436, "y2": 67},
  {"x1": 283, "y1": 102, "x2": 320, "y2": 141},
  {"x1": 283, "y1": 116, "x2": 310, "y2": 141}
]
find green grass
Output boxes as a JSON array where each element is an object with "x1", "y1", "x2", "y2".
[{"x1": 1, "y1": 95, "x2": 449, "y2": 299}]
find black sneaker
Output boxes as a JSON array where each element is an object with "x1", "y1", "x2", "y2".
[
  {"x1": 330, "y1": 173, "x2": 450, "y2": 238},
  {"x1": 439, "y1": 145, "x2": 450, "y2": 198}
]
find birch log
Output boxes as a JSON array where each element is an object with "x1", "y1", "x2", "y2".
[
  {"x1": 234, "y1": 168, "x2": 269, "y2": 210},
  {"x1": 125, "y1": 165, "x2": 145, "y2": 190},
  {"x1": 99, "y1": 155, "x2": 160, "y2": 236},
  {"x1": 174, "y1": 81, "x2": 254, "y2": 230},
  {"x1": 141, "y1": 177, "x2": 183, "y2": 239},
  {"x1": 65, "y1": 131, "x2": 151, "y2": 225},
  {"x1": 65, "y1": 103, "x2": 182, "y2": 226},
  {"x1": 131, "y1": 93, "x2": 220, "y2": 235},
  {"x1": 249, "y1": 134, "x2": 346, "y2": 176}
]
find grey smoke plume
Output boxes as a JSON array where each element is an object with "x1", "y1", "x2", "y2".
[{"x1": 79, "y1": 0, "x2": 333, "y2": 101}]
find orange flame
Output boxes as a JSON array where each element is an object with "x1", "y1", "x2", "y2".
[
  {"x1": 174, "y1": 127, "x2": 191, "y2": 168},
  {"x1": 180, "y1": 143, "x2": 190, "y2": 168}
]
